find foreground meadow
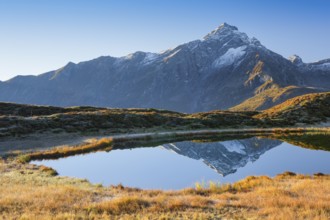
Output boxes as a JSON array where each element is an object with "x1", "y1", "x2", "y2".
[{"x1": 0, "y1": 158, "x2": 329, "y2": 219}]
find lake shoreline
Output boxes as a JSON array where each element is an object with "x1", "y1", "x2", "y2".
[{"x1": 0, "y1": 127, "x2": 329, "y2": 219}]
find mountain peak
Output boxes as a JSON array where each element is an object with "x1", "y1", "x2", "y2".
[
  {"x1": 217, "y1": 22, "x2": 238, "y2": 31},
  {"x1": 203, "y1": 23, "x2": 239, "y2": 40}
]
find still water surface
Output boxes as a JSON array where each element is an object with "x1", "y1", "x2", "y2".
[{"x1": 32, "y1": 137, "x2": 330, "y2": 190}]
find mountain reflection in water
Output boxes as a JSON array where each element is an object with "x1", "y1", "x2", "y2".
[
  {"x1": 161, "y1": 137, "x2": 281, "y2": 176},
  {"x1": 31, "y1": 135, "x2": 330, "y2": 189}
]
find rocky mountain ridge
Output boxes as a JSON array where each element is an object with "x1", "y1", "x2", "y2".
[{"x1": 1, "y1": 23, "x2": 329, "y2": 112}]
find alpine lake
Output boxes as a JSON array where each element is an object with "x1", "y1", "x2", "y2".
[{"x1": 31, "y1": 132, "x2": 330, "y2": 190}]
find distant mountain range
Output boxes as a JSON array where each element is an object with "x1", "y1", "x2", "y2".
[
  {"x1": 1, "y1": 23, "x2": 329, "y2": 112},
  {"x1": 162, "y1": 137, "x2": 282, "y2": 176}
]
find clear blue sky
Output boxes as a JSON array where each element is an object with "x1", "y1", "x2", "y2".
[{"x1": 1, "y1": 0, "x2": 329, "y2": 81}]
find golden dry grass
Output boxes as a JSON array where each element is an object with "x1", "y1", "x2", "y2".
[
  {"x1": 230, "y1": 83, "x2": 299, "y2": 111},
  {"x1": 0, "y1": 158, "x2": 329, "y2": 219},
  {"x1": 256, "y1": 92, "x2": 330, "y2": 122},
  {"x1": 16, "y1": 137, "x2": 113, "y2": 163}
]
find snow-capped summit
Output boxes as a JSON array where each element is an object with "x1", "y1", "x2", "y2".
[{"x1": 203, "y1": 23, "x2": 262, "y2": 51}]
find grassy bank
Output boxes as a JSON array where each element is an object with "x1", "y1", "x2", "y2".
[
  {"x1": 12, "y1": 127, "x2": 330, "y2": 162},
  {"x1": 0, "y1": 158, "x2": 329, "y2": 219},
  {"x1": 16, "y1": 138, "x2": 113, "y2": 163},
  {"x1": 267, "y1": 131, "x2": 330, "y2": 151}
]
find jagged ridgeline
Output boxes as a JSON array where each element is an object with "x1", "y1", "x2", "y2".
[{"x1": 0, "y1": 23, "x2": 329, "y2": 112}]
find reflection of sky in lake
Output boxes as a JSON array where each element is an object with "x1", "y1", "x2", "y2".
[{"x1": 32, "y1": 141, "x2": 330, "y2": 190}]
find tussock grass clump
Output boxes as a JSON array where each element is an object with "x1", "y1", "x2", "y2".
[
  {"x1": 194, "y1": 176, "x2": 273, "y2": 194},
  {"x1": 279, "y1": 171, "x2": 296, "y2": 177},
  {"x1": 16, "y1": 155, "x2": 31, "y2": 164},
  {"x1": 195, "y1": 181, "x2": 232, "y2": 195},
  {"x1": 39, "y1": 165, "x2": 58, "y2": 176},
  {"x1": 89, "y1": 196, "x2": 150, "y2": 215}
]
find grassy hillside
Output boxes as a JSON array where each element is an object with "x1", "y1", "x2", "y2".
[
  {"x1": 0, "y1": 92, "x2": 329, "y2": 138},
  {"x1": 0, "y1": 104, "x2": 261, "y2": 138},
  {"x1": 230, "y1": 83, "x2": 321, "y2": 111},
  {"x1": 256, "y1": 92, "x2": 330, "y2": 124}
]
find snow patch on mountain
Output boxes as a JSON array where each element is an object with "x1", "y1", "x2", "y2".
[
  {"x1": 288, "y1": 55, "x2": 303, "y2": 66},
  {"x1": 221, "y1": 140, "x2": 246, "y2": 154},
  {"x1": 124, "y1": 53, "x2": 134, "y2": 60},
  {"x1": 142, "y1": 53, "x2": 160, "y2": 65},
  {"x1": 213, "y1": 46, "x2": 247, "y2": 68},
  {"x1": 312, "y1": 62, "x2": 330, "y2": 71},
  {"x1": 164, "y1": 49, "x2": 181, "y2": 61}
]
